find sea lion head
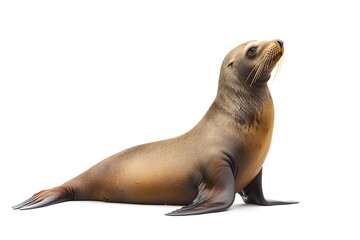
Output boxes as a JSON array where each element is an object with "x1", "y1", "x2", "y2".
[{"x1": 221, "y1": 39, "x2": 284, "y2": 86}]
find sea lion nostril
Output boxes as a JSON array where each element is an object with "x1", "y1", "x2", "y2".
[{"x1": 276, "y1": 40, "x2": 283, "y2": 47}]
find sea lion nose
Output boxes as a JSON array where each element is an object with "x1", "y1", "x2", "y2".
[{"x1": 276, "y1": 40, "x2": 284, "y2": 47}]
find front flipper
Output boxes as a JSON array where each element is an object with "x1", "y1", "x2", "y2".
[
  {"x1": 239, "y1": 168, "x2": 298, "y2": 205},
  {"x1": 166, "y1": 164, "x2": 235, "y2": 216}
]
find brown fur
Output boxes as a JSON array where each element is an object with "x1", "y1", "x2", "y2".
[{"x1": 13, "y1": 39, "x2": 297, "y2": 216}]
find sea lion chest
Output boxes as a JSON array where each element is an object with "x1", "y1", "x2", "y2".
[{"x1": 229, "y1": 99, "x2": 274, "y2": 192}]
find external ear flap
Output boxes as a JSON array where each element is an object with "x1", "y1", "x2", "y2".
[{"x1": 227, "y1": 59, "x2": 234, "y2": 67}]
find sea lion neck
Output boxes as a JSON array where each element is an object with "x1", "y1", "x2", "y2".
[{"x1": 211, "y1": 74, "x2": 272, "y2": 127}]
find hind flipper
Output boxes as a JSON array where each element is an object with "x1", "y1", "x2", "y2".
[
  {"x1": 12, "y1": 186, "x2": 73, "y2": 210},
  {"x1": 166, "y1": 164, "x2": 235, "y2": 216},
  {"x1": 239, "y1": 168, "x2": 298, "y2": 206}
]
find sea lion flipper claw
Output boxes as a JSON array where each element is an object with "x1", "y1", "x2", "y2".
[
  {"x1": 239, "y1": 168, "x2": 298, "y2": 206},
  {"x1": 166, "y1": 165, "x2": 235, "y2": 216}
]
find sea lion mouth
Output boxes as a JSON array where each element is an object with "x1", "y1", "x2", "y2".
[{"x1": 246, "y1": 40, "x2": 284, "y2": 85}]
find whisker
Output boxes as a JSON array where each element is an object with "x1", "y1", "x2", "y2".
[
  {"x1": 250, "y1": 62, "x2": 262, "y2": 85},
  {"x1": 246, "y1": 59, "x2": 262, "y2": 83},
  {"x1": 263, "y1": 58, "x2": 268, "y2": 71},
  {"x1": 273, "y1": 54, "x2": 283, "y2": 80},
  {"x1": 269, "y1": 48, "x2": 284, "y2": 83},
  {"x1": 251, "y1": 57, "x2": 266, "y2": 85}
]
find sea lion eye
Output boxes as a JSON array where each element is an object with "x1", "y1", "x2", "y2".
[{"x1": 247, "y1": 46, "x2": 257, "y2": 56}]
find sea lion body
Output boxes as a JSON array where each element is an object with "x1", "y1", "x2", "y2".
[
  {"x1": 69, "y1": 97, "x2": 273, "y2": 204},
  {"x1": 13, "y1": 39, "x2": 297, "y2": 215}
]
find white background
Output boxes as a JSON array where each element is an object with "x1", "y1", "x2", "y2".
[{"x1": 1, "y1": 0, "x2": 359, "y2": 239}]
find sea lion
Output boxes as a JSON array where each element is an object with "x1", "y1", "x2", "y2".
[{"x1": 13, "y1": 39, "x2": 298, "y2": 216}]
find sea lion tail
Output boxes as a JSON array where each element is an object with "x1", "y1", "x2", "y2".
[{"x1": 12, "y1": 185, "x2": 73, "y2": 210}]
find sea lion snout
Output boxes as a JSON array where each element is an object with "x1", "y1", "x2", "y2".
[{"x1": 276, "y1": 39, "x2": 283, "y2": 47}]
